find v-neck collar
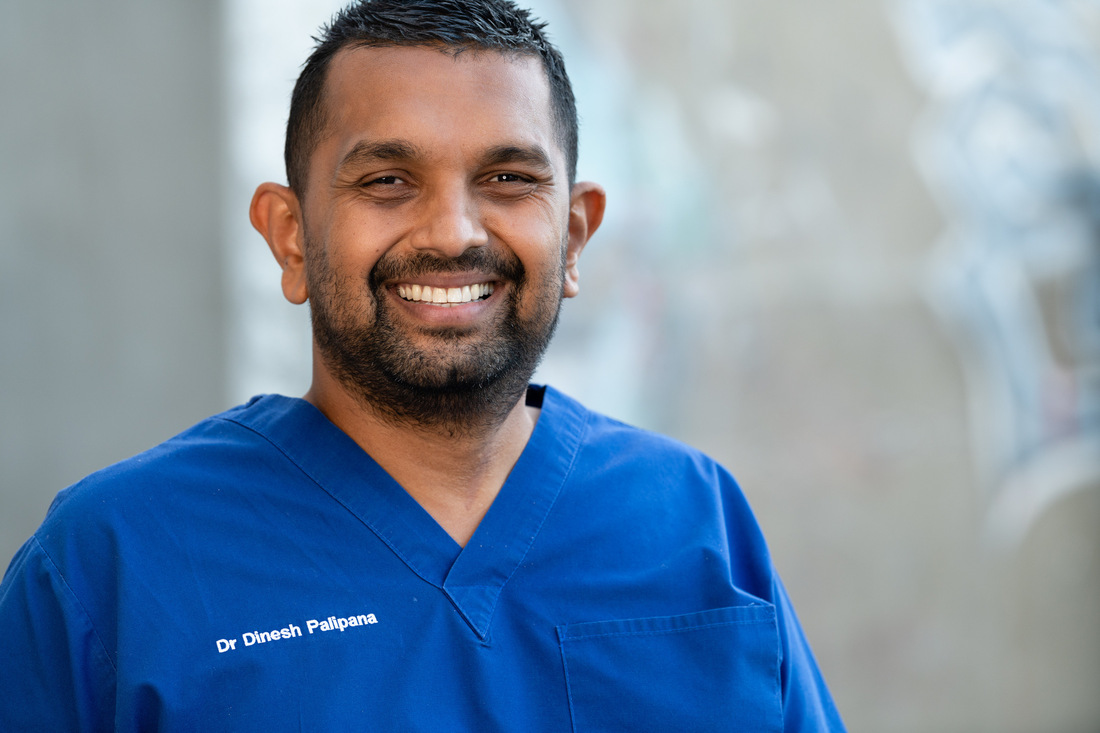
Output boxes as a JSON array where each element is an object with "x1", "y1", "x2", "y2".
[{"x1": 224, "y1": 385, "x2": 588, "y2": 642}]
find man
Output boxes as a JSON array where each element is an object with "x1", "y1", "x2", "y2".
[{"x1": 0, "y1": 1, "x2": 845, "y2": 730}]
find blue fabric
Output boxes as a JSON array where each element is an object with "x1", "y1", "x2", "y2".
[{"x1": 0, "y1": 386, "x2": 845, "y2": 731}]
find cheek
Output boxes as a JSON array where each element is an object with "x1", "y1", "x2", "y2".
[
  {"x1": 325, "y1": 203, "x2": 398, "y2": 260},
  {"x1": 305, "y1": 243, "x2": 374, "y2": 318},
  {"x1": 503, "y1": 213, "x2": 569, "y2": 276},
  {"x1": 319, "y1": 237, "x2": 389, "y2": 291}
]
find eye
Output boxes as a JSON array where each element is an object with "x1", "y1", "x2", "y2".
[
  {"x1": 364, "y1": 175, "x2": 404, "y2": 186},
  {"x1": 490, "y1": 173, "x2": 532, "y2": 184},
  {"x1": 357, "y1": 174, "x2": 415, "y2": 202}
]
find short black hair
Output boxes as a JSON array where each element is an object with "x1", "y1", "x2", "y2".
[{"x1": 285, "y1": 0, "x2": 578, "y2": 195}]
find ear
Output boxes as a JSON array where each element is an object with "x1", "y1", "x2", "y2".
[
  {"x1": 249, "y1": 182, "x2": 309, "y2": 305},
  {"x1": 563, "y1": 181, "x2": 606, "y2": 299}
]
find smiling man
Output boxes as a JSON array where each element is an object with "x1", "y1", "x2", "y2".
[{"x1": 0, "y1": 1, "x2": 845, "y2": 730}]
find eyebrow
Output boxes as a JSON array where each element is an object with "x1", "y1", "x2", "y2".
[
  {"x1": 337, "y1": 139, "x2": 423, "y2": 171},
  {"x1": 480, "y1": 144, "x2": 553, "y2": 171}
]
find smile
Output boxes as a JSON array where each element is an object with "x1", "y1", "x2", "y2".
[{"x1": 396, "y1": 282, "x2": 495, "y2": 306}]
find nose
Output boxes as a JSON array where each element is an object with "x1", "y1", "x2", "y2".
[{"x1": 409, "y1": 182, "x2": 489, "y2": 256}]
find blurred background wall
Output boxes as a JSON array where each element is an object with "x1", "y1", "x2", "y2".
[
  {"x1": 2, "y1": 0, "x2": 1098, "y2": 730},
  {"x1": 0, "y1": 1, "x2": 227, "y2": 572}
]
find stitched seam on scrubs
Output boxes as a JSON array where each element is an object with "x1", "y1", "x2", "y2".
[
  {"x1": 215, "y1": 416, "x2": 444, "y2": 588},
  {"x1": 557, "y1": 627, "x2": 581, "y2": 733},
  {"x1": 31, "y1": 536, "x2": 118, "y2": 674},
  {"x1": 563, "y1": 619, "x2": 769, "y2": 642},
  {"x1": 476, "y1": 409, "x2": 594, "y2": 629}
]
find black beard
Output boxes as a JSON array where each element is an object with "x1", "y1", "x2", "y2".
[{"x1": 307, "y1": 243, "x2": 565, "y2": 437}]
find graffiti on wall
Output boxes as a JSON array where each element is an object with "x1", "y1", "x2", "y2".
[{"x1": 892, "y1": 0, "x2": 1100, "y2": 547}]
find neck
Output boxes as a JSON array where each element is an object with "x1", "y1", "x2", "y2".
[{"x1": 304, "y1": 366, "x2": 539, "y2": 547}]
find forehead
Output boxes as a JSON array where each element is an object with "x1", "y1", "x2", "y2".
[{"x1": 316, "y1": 45, "x2": 560, "y2": 173}]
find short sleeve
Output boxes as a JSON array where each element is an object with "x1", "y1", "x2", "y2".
[
  {"x1": 0, "y1": 536, "x2": 116, "y2": 732},
  {"x1": 773, "y1": 576, "x2": 846, "y2": 731}
]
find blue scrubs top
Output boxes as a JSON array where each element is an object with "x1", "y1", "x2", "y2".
[{"x1": 0, "y1": 386, "x2": 844, "y2": 731}]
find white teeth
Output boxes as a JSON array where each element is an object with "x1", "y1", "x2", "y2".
[{"x1": 397, "y1": 282, "x2": 494, "y2": 305}]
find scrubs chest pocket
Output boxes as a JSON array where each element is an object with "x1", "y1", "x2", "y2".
[{"x1": 557, "y1": 605, "x2": 782, "y2": 732}]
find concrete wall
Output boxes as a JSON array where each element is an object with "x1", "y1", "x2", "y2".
[{"x1": 0, "y1": 2, "x2": 226, "y2": 559}]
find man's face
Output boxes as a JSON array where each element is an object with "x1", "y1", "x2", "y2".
[{"x1": 298, "y1": 45, "x2": 579, "y2": 428}]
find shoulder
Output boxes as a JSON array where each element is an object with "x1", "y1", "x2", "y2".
[
  {"x1": 47, "y1": 399, "x2": 261, "y2": 503},
  {"x1": 20, "y1": 396, "x2": 314, "y2": 627},
  {"x1": 35, "y1": 395, "x2": 305, "y2": 550},
  {"x1": 544, "y1": 386, "x2": 760, "y2": 541},
  {"x1": 545, "y1": 386, "x2": 735, "y2": 489},
  {"x1": 540, "y1": 385, "x2": 777, "y2": 601}
]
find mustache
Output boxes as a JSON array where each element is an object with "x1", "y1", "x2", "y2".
[{"x1": 369, "y1": 248, "x2": 525, "y2": 289}]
